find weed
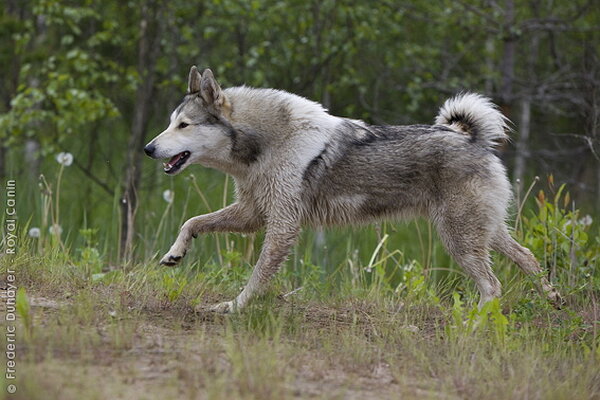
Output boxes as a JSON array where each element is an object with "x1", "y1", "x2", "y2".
[{"x1": 16, "y1": 288, "x2": 32, "y2": 340}]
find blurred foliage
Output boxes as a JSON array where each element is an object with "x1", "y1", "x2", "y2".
[
  {"x1": 3, "y1": 0, "x2": 598, "y2": 142},
  {"x1": 1, "y1": 0, "x2": 127, "y2": 152}
]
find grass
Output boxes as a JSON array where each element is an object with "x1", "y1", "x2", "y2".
[
  {"x1": 2, "y1": 223, "x2": 599, "y2": 399},
  {"x1": 2, "y1": 166, "x2": 599, "y2": 399}
]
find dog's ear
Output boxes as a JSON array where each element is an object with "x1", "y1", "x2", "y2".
[
  {"x1": 188, "y1": 66, "x2": 202, "y2": 94},
  {"x1": 200, "y1": 68, "x2": 227, "y2": 113}
]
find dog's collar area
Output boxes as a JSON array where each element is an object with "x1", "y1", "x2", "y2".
[{"x1": 163, "y1": 151, "x2": 190, "y2": 174}]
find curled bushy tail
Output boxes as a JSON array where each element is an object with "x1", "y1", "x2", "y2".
[{"x1": 435, "y1": 92, "x2": 510, "y2": 148}]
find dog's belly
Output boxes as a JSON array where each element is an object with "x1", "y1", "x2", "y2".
[{"x1": 303, "y1": 183, "x2": 427, "y2": 227}]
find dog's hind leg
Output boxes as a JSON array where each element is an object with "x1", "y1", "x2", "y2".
[
  {"x1": 160, "y1": 202, "x2": 262, "y2": 266},
  {"x1": 491, "y1": 226, "x2": 563, "y2": 308},
  {"x1": 444, "y1": 246, "x2": 501, "y2": 309},
  {"x1": 434, "y1": 212, "x2": 502, "y2": 309}
]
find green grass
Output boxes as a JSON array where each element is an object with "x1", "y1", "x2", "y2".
[
  {"x1": 2, "y1": 169, "x2": 599, "y2": 399},
  {"x1": 2, "y1": 217, "x2": 599, "y2": 400}
]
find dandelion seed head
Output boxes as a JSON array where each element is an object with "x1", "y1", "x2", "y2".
[
  {"x1": 56, "y1": 152, "x2": 73, "y2": 167},
  {"x1": 28, "y1": 227, "x2": 41, "y2": 238},
  {"x1": 48, "y1": 224, "x2": 63, "y2": 236},
  {"x1": 163, "y1": 189, "x2": 174, "y2": 204}
]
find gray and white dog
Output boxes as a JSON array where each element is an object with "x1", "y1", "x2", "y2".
[{"x1": 144, "y1": 66, "x2": 561, "y2": 313}]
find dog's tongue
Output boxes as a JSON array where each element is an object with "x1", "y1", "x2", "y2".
[{"x1": 166, "y1": 152, "x2": 186, "y2": 168}]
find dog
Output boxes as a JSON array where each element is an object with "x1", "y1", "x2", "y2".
[{"x1": 144, "y1": 66, "x2": 561, "y2": 313}]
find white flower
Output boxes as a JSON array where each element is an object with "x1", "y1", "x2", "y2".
[
  {"x1": 28, "y1": 227, "x2": 41, "y2": 238},
  {"x1": 579, "y1": 215, "x2": 593, "y2": 227},
  {"x1": 163, "y1": 189, "x2": 174, "y2": 204},
  {"x1": 48, "y1": 224, "x2": 63, "y2": 236},
  {"x1": 56, "y1": 152, "x2": 73, "y2": 166}
]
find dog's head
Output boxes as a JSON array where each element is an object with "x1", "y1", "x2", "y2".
[{"x1": 144, "y1": 66, "x2": 234, "y2": 175}]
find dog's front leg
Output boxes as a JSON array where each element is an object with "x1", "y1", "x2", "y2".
[
  {"x1": 160, "y1": 203, "x2": 261, "y2": 266},
  {"x1": 208, "y1": 223, "x2": 300, "y2": 313}
]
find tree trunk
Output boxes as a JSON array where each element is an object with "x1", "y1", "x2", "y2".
[
  {"x1": 513, "y1": 28, "x2": 540, "y2": 191},
  {"x1": 119, "y1": 2, "x2": 162, "y2": 262},
  {"x1": 514, "y1": 97, "x2": 531, "y2": 190},
  {"x1": 24, "y1": 140, "x2": 40, "y2": 179},
  {"x1": 24, "y1": 15, "x2": 47, "y2": 180},
  {"x1": 2, "y1": 0, "x2": 27, "y2": 180},
  {"x1": 499, "y1": 0, "x2": 515, "y2": 109},
  {"x1": 484, "y1": 38, "x2": 495, "y2": 95}
]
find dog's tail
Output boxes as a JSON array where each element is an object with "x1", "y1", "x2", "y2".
[{"x1": 435, "y1": 92, "x2": 510, "y2": 148}]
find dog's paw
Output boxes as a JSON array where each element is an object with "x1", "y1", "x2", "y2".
[
  {"x1": 159, "y1": 250, "x2": 185, "y2": 266},
  {"x1": 159, "y1": 240, "x2": 189, "y2": 266},
  {"x1": 206, "y1": 300, "x2": 237, "y2": 314}
]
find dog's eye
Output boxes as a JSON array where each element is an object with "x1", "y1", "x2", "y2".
[{"x1": 178, "y1": 122, "x2": 189, "y2": 129}]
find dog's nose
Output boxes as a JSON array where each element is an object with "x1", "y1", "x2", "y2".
[{"x1": 144, "y1": 143, "x2": 155, "y2": 157}]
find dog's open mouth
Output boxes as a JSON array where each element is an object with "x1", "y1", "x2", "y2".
[{"x1": 163, "y1": 151, "x2": 190, "y2": 174}]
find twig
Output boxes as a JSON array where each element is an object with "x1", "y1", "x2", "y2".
[
  {"x1": 282, "y1": 286, "x2": 303, "y2": 299},
  {"x1": 515, "y1": 176, "x2": 539, "y2": 233},
  {"x1": 72, "y1": 158, "x2": 115, "y2": 196}
]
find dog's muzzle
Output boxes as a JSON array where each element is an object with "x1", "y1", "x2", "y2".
[{"x1": 144, "y1": 143, "x2": 156, "y2": 157}]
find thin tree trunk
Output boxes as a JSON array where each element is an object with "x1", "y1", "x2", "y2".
[
  {"x1": 514, "y1": 29, "x2": 540, "y2": 190},
  {"x1": 514, "y1": 97, "x2": 531, "y2": 189},
  {"x1": 2, "y1": 0, "x2": 26, "y2": 180},
  {"x1": 597, "y1": 167, "x2": 600, "y2": 210},
  {"x1": 484, "y1": 39, "x2": 495, "y2": 94},
  {"x1": 581, "y1": 42, "x2": 600, "y2": 208},
  {"x1": 24, "y1": 15, "x2": 47, "y2": 180},
  {"x1": 24, "y1": 140, "x2": 40, "y2": 179},
  {"x1": 119, "y1": 2, "x2": 162, "y2": 262},
  {"x1": 499, "y1": 0, "x2": 515, "y2": 109}
]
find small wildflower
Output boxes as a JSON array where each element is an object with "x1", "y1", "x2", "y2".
[
  {"x1": 163, "y1": 189, "x2": 174, "y2": 204},
  {"x1": 56, "y1": 152, "x2": 73, "y2": 167},
  {"x1": 28, "y1": 227, "x2": 41, "y2": 238},
  {"x1": 48, "y1": 224, "x2": 63, "y2": 236},
  {"x1": 579, "y1": 215, "x2": 593, "y2": 227}
]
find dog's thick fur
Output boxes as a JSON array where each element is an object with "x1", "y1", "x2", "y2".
[{"x1": 144, "y1": 66, "x2": 561, "y2": 313}]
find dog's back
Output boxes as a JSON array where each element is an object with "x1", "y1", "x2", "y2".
[{"x1": 301, "y1": 102, "x2": 510, "y2": 229}]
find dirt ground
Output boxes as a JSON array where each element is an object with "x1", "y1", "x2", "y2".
[{"x1": 11, "y1": 294, "x2": 452, "y2": 400}]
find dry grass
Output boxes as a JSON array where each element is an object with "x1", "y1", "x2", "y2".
[{"x1": 2, "y1": 251, "x2": 598, "y2": 400}]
